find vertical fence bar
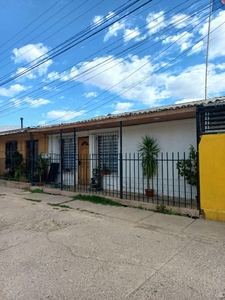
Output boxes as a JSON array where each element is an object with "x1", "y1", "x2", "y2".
[
  {"x1": 119, "y1": 121, "x2": 123, "y2": 199},
  {"x1": 178, "y1": 152, "x2": 180, "y2": 206},
  {"x1": 74, "y1": 128, "x2": 76, "y2": 192},
  {"x1": 183, "y1": 152, "x2": 187, "y2": 207},
  {"x1": 161, "y1": 153, "x2": 164, "y2": 204},
  {"x1": 172, "y1": 152, "x2": 175, "y2": 206},
  {"x1": 133, "y1": 153, "x2": 136, "y2": 201},
  {"x1": 138, "y1": 153, "x2": 140, "y2": 201},
  {"x1": 156, "y1": 154, "x2": 159, "y2": 205},
  {"x1": 60, "y1": 130, "x2": 63, "y2": 190},
  {"x1": 30, "y1": 133, "x2": 34, "y2": 185},
  {"x1": 129, "y1": 153, "x2": 131, "y2": 200},
  {"x1": 166, "y1": 152, "x2": 169, "y2": 205},
  {"x1": 196, "y1": 107, "x2": 201, "y2": 211}
]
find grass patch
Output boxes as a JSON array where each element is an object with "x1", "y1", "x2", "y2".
[
  {"x1": 24, "y1": 198, "x2": 42, "y2": 203},
  {"x1": 156, "y1": 204, "x2": 181, "y2": 215},
  {"x1": 47, "y1": 203, "x2": 72, "y2": 209},
  {"x1": 0, "y1": 194, "x2": 6, "y2": 196},
  {"x1": 30, "y1": 189, "x2": 45, "y2": 194},
  {"x1": 72, "y1": 194, "x2": 125, "y2": 206}
]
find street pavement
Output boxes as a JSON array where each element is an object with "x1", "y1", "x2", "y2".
[{"x1": 0, "y1": 186, "x2": 225, "y2": 300}]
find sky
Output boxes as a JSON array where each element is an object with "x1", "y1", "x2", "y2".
[{"x1": 0, "y1": 0, "x2": 225, "y2": 131}]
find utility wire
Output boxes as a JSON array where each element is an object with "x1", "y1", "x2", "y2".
[{"x1": 0, "y1": 1, "x2": 211, "y2": 115}]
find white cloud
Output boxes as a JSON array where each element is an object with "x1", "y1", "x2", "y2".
[
  {"x1": 12, "y1": 43, "x2": 50, "y2": 64},
  {"x1": 84, "y1": 92, "x2": 98, "y2": 98},
  {"x1": 124, "y1": 27, "x2": 142, "y2": 43},
  {"x1": 92, "y1": 15, "x2": 104, "y2": 25},
  {"x1": 44, "y1": 109, "x2": 86, "y2": 121},
  {"x1": 10, "y1": 97, "x2": 51, "y2": 108},
  {"x1": 170, "y1": 13, "x2": 198, "y2": 29},
  {"x1": 0, "y1": 126, "x2": 20, "y2": 132},
  {"x1": 106, "y1": 12, "x2": 115, "y2": 20},
  {"x1": 0, "y1": 84, "x2": 28, "y2": 97},
  {"x1": 112, "y1": 102, "x2": 133, "y2": 114},
  {"x1": 146, "y1": 11, "x2": 166, "y2": 35},
  {"x1": 175, "y1": 98, "x2": 202, "y2": 104},
  {"x1": 162, "y1": 32, "x2": 193, "y2": 51},
  {"x1": 104, "y1": 21, "x2": 125, "y2": 42},
  {"x1": 165, "y1": 63, "x2": 225, "y2": 99},
  {"x1": 12, "y1": 43, "x2": 52, "y2": 79},
  {"x1": 189, "y1": 11, "x2": 225, "y2": 59}
]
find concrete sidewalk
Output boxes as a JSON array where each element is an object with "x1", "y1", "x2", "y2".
[{"x1": 1, "y1": 186, "x2": 225, "y2": 300}]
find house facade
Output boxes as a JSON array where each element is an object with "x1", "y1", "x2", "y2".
[{"x1": 1, "y1": 96, "x2": 225, "y2": 220}]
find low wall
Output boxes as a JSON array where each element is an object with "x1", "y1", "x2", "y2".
[{"x1": 0, "y1": 180, "x2": 31, "y2": 190}]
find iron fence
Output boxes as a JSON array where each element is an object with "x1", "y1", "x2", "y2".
[{"x1": 0, "y1": 152, "x2": 198, "y2": 209}]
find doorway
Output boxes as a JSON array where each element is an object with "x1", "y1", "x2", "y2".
[{"x1": 78, "y1": 137, "x2": 90, "y2": 185}]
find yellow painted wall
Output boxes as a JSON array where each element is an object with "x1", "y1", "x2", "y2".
[
  {"x1": 199, "y1": 134, "x2": 225, "y2": 221},
  {"x1": 0, "y1": 133, "x2": 48, "y2": 175}
]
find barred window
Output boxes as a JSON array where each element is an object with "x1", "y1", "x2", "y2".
[
  {"x1": 5, "y1": 141, "x2": 17, "y2": 169},
  {"x1": 62, "y1": 138, "x2": 76, "y2": 171},
  {"x1": 200, "y1": 106, "x2": 225, "y2": 133},
  {"x1": 97, "y1": 132, "x2": 118, "y2": 174}
]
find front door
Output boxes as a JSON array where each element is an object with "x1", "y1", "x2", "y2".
[{"x1": 78, "y1": 137, "x2": 90, "y2": 185}]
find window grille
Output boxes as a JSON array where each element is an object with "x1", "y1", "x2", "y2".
[
  {"x1": 62, "y1": 138, "x2": 76, "y2": 171},
  {"x1": 96, "y1": 132, "x2": 118, "y2": 174},
  {"x1": 199, "y1": 105, "x2": 225, "y2": 133},
  {"x1": 5, "y1": 141, "x2": 17, "y2": 169}
]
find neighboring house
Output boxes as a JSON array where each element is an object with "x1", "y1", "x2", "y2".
[
  {"x1": 0, "y1": 96, "x2": 225, "y2": 217},
  {"x1": 0, "y1": 128, "x2": 48, "y2": 176}
]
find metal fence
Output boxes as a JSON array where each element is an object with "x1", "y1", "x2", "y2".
[{"x1": 0, "y1": 152, "x2": 198, "y2": 209}]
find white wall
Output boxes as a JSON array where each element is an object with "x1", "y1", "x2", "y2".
[
  {"x1": 47, "y1": 118, "x2": 197, "y2": 200},
  {"x1": 122, "y1": 118, "x2": 196, "y2": 156}
]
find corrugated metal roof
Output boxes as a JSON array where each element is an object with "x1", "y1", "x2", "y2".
[{"x1": 36, "y1": 96, "x2": 225, "y2": 130}]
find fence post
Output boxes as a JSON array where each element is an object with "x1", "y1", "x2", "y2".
[
  {"x1": 120, "y1": 121, "x2": 123, "y2": 199},
  {"x1": 196, "y1": 107, "x2": 201, "y2": 210},
  {"x1": 60, "y1": 130, "x2": 63, "y2": 190},
  {"x1": 74, "y1": 128, "x2": 76, "y2": 192},
  {"x1": 30, "y1": 133, "x2": 34, "y2": 185}
]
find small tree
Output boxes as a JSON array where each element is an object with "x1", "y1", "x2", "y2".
[
  {"x1": 176, "y1": 145, "x2": 198, "y2": 187},
  {"x1": 137, "y1": 135, "x2": 161, "y2": 191},
  {"x1": 36, "y1": 153, "x2": 50, "y2": 182}
]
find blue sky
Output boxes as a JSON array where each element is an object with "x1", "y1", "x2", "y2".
[{"x1": 0, "y1": 0, "x2": 224, "y2": 130}]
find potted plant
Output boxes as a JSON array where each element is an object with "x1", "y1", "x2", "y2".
[
  {"x1": 138, "y1": 135, "x2": 160, "y2": 197},
  {"x1": 103, "y1": 164, "x2": 109, "y2": 175},
  {"x1": 176, "y1": 145, "x2": 198, "y2": 188},
  {"x1": 36, "y1": 153, "x2": 50, "y2": 185}
]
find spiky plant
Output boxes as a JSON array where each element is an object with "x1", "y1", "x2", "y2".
[{"x1": 137, "y1": 135, "x2": 160, "y2": 191}]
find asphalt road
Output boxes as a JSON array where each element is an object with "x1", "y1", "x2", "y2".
[{"x1": 0, "y1": 186, "x2": 225, "y2": 300}]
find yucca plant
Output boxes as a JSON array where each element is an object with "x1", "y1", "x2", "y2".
[{"x1": 138, "y1": 135, "x2": 160, "y2": 195}]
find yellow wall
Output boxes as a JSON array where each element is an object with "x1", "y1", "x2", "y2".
[
  {"x1": 0, "y1": 133, "x2": 48, "y2": 174},
  {"x1": 199, "y1": 134, "x2": 225, "y2": 221}
]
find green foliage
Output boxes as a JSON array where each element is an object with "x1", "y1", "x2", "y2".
[
  {"x1": 24, "y1": 198, "x2": 42, "y2": 202},
  {"x1": 137, "y1": 135, "x2": 160, "y2": 190},
  {"x1": 176, "y1": 145, "x2": 198, "y2": 187},
  {"x1": 36, "y1": 153, "x2": 50, "y2": 182},
  {"x1": 30, "y1": 188, "x2": 45, "y2": 194},
  {"x1": 156, "y1": 204, "x2": 180, "y2": 215},
  {"x1": 72, "y1": 194, "x2": 125, "y2": 206},
  {"x1": 14, "y1": 164, "x2": 29, "y2": 181}
]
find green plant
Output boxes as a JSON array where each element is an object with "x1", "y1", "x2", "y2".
[
  {"x1": 36, "y1": 153, "x2": 50, "y2": 182},
  {"x1": 14, "y1": 164, "x2": 29, "y2": 181},
  {"x1": 137, "y1": 135, "x2": 160, "y2": 191},
  {"x1": 176, "y1": 145, "x2": 198, "y2": 187},
  {"x1": 5, "y1": 150, "x2": 23, "y2": 178}
]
